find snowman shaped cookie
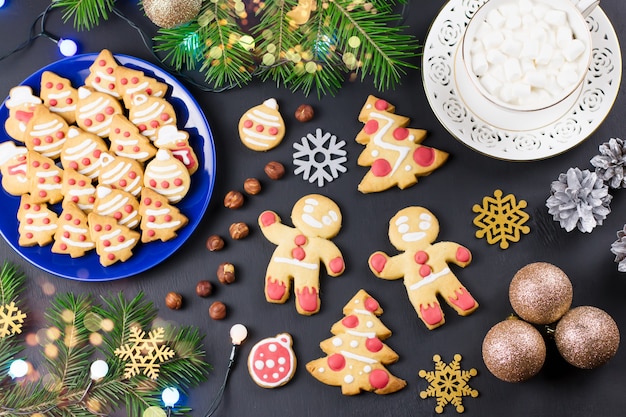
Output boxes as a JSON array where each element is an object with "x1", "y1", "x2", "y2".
[
  {"x1": 368, "y1": 206, "x2": 478, "y2": 330},
  {"x1": 258, "y1": 194, "x2": 345, "y2": 315}
]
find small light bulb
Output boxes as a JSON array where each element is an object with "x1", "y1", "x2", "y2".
[
  {"x1": 230, "y1": 324, "x2": 248, "y2": 345},
  {"x1": 8, "y1": 359, "x2": 28, "y2": 379},
  {"x1": 0, "y1": 0, "x2": 5, "y2": 8},
  {"x1": 90, "y1": 360, "x2": 109, "y2": 380},
  {"x1": 58, "y1": 38, "x2": 78, "y2": 57},
  {"x1": 161, "y1": 387, "x2": 180, "y2": 408}
]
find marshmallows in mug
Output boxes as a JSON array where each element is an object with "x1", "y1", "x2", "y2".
[{"x1": 468, "y1": 0, "x2": 588, "y2": 108}]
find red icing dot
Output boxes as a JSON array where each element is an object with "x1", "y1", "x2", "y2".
[
  {"x1": 49, "y1": 99, "x2": 58, "y2": 106},
  {"x1": 160, "y1": 113, "x2": 169, "y2": 121},
  {"x1": 117, "y1": 145, "x2": 124, "y2": 151},
  {"x1": 144, "y1": 198, "x2": 152, "y2": 205},
  {"x1": 103, "y1": 240, "x2": 111, "y2": 247},
  {"x1": 94, "y1": 76, "x2": 101, "y2": 83},
  {"x1": 364, "y1": 296, "x2": 379, "y2": 312},
  {"x1": 56, "y1": 83, "x2": 64, "y2": 90},
  {"x1": 155, "y1": 201, "x2": 162, "y2": 208},
  {"x1": 64, "y1": 213, "x2": 73, "y2": 220},
  {"x1": 369, "y1": 369, "x2": 389, "y2": 390},
  {"x1": 161, "y1": 181, "x2": 170, "y2": 189},
  {"x1": 66, "y1": 98, "x2": 73, "y2": 105},
  {"x1": 95, "y1": 113, "x2": 105, "y2": 122},
  {"x1": 82, "y1": 158, "x2": 91, "y2": 166},
  {"x1": 107, "y1": 254, "x2": 115, "y2": 260},
  {"x1": 148, "y1": 230, "x2": 156, "y2": 237},
  {"x1": 63, "y1": 231, "x2": 70, "y2": 238},
  {"x1": 26, "y1": 219, "x2": 33, "y2": 224},
  {"x1": 78, "y1": 235, "x2": 86, "y2": 241},
  {"x1": 164, "y1": 214, "x2": 172, "y2": 222},
  {"x1": 124, "y1": 131, "x2": 131, "y2": 138},
  {"x1": 133, "y1": 146, "x2": 140, "y2": 152},
  {"x1": 131, "y1": 77, "x2": 139, "y2": 84},
  {"x1": 45, "y1": 136, "x2": 53, "y2": 143},
  {"x1": 38, "y1": 178, "x2": 45, "y2": 184},
  {"x1": 45, "y1": 82, "x2": 53, "y2": 89},
  {"x1": 342, "y1": 315, "x2": 359, "y2": 328},
  {"x1": 294, "y1": 235, "x2": 307, "y2": 246},
  {"x1": 413, "y1": 147, "x2": 435, "y2": 167},
  {"x1": 256, "y1": 124, "x2": 264, "y2": 132},
  {"x1": 124, "y1": 204, "x2": 133, "y2": 213},
  {"x1": 118, "y1": 235, "x2": 125, "y2": 242},
  {"x1": 106, "y1": 67, "x2": 114, "y2": 74},
  {"x1": 42, "y1": 218, "x2": 50, "y2": 225},
  {"x1": 94, "y1": 224, "x2": 102, "y2": 232},
  {"x1": 374, "y1": 99, "x2": 389, "y2": 111},
  {"x1": 327, "y1": 353, "x2": 346, "y2": 371},
  {"x1": 149, "y1": 179, "x2": 157, "y2": 187},
  {"x1": 456, "y1": 247, "x2": 471, "y2": 263},
  {"x1": 393, "y1": 127, "x2": 409, "y2": 140},
  {"x1": 138, "y1": 124, "x2": 147, "y2": 131},
  {"x1": 150, "y1": 121, "x2": 160, "y2": 129},
  {"x1": 371, "y1": 159, "x2": 392, "y2": 177},
  {"x1": 104, "y1": 224, "x2": 112, "y2": 231},
  {"x1": 365, "y1": 337, "x2": 383, "y2": 352},
  {"x1": 33, "y1": 138, "x2": 41, "y2": 146},
  {"x1": 364, "y1": 120, "x2": 379, "y2": 135},
  {"x1": 60, "y1": 243, "x2": 68, "y2": 250},
  {"x1": 23, "y1": 203, "x2": 31, "y2": 210},
  {"x1": 128, "y1": 171, "x2": 137, "y2": 179},
  {"x1": 148, "y1": 215, "x2": 156, "y2": 222},
  {"x1": 146, "y1": 88, "x2": 153, "y2": 95},
  {"x1": 33, "y1": 205, "x2": 41, "y2": 211},
  {"x1": 292, "y1": 247, "x2": 306, "y2": 261},
  {"x1": 56, "y1": 131, "x2": 65, "y2": 139},
  {"x1": 243, "y1": 120, "x2": 253, "y2": 128},
  {"x1": 174, "y1": 178, "x2": 183, "y2": 186},
  {"x1": 108, "y1": 83, "x2": 115, "y2": 90},
  {"x1": 269, "y1": 127, "x2": 278, "y2": 135},
  {"x1": 42, "y1": 162, "x2": 50, "y2": 169},
  {"x1": 88, "y1": 196, "x2": 95, "y2": 203},
  {"x1": 71, "y1": 196, "x2": 79, "y2": 203},
  {"x1": 113, "y1": 212, "x2": 122, "y2": 220},
  {"x1": 26, "y1": 233, "x2": 33, "y2": 239},
  {"x1": 73, "y1": 219, "x2": 80, "y2": 225},
  {"x1": 84, "y1": 118, "x2": 93, "y2": 127},
  {"x1": 120, "y1": 78, "x2": 128, "y2": 85},
  {"x1": 93, "y1": 150, "x2": 102, "y2": 158},
  {"x1": 415, "y1": 251, "x2": 428, "y2": 264},
  {"x1": 119, "y1": 179, "x2": 127, "y2": 187},
  {"x1": 38, "y1": 190, "x2": 47, "y2": 198},
  {"x1": 70, "y1": 161, "x2": 78, "y2": 170},
  {"x1": 32, "y1": 161, "x2": 40, "y2": 168},
  {"x1": 419, "y1": 264, "x2": 432, "y2": 277}
]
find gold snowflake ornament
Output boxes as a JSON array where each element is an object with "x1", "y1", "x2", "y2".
[
  {"x1": 114, "y1": 326, "x2": 175, "y2": 380},
  {"x1": 419, "y1": 354, "x2": 478, "y2": 414},
  {"x1": 0, "y1": 301, "x2": 26, "y2": 338},
  {"x1": 472, "y1": 189, "x2": 530, "y2": 249}
]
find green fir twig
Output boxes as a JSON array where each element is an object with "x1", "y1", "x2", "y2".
[{"x1": 52, "y1": 0, "x2": 116, "y2": 31}]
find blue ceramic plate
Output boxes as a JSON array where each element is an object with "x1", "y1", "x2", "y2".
[{"x1": 0, "y1": 54, "x2": 216, "y2": 281}]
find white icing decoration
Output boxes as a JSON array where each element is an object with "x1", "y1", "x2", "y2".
[
  {"x1": 350, "y1": 340, "x2": 358, "y2": 348},
  {"x1": 344, "y1": 375, "x2": 354, "y2": 384},
  {"x1": 293, "y1": 128, "x2": 347, "y2": 187},
  {"x1": 332, "y1": 337, "x2": 343, "y2": 347},
  {"x1": 409, "y1": 267, "x2": 452, "y2": 291}
]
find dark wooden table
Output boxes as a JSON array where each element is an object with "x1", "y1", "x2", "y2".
[{"x1": 1, "y1": 1, "x2": 625, "y2": 416}]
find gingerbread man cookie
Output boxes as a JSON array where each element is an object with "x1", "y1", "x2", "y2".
[
  {"x1": 258, "y1": 194, "x2": 345, "y2": 315},
  {"x1": 368, "y1": 207, "x2": 478, "y2": 330}
]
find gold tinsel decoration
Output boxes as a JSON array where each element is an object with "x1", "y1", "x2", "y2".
[{"x1": 143, "y1": 0, "x2": 202, "y2": 29}]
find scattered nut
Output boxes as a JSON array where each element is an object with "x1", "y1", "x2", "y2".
[
  {"x1": 224, "y1": 190, "x2": 244, "y2": 209},
  {"x1": 264, "y1": 161, "x2": 285, "y2": 180},
  {"x1": 229, "y1": 222, "x2": 249, "y2": 240},
  {"x1": 196, "y1": 280, "x2": 214, "y2": 297},
  {"x1": 206, "y1": 234, "x2": 225, "y2": 251},
  {"x1": 295, "y1": 104, "x2": 314, "y2": 122},
  {"x1": 243, "y1": 178, "x2": 262, "y2": 195},
  {"x1": 217, "y1": 262, "x2": 236, "y2": 284},
  {"x1": 209, "y1": 301, "x2": 227, "y2": 320},
  {"x1": 165, "y1": 292, "x2": 183, "y2": 310}
]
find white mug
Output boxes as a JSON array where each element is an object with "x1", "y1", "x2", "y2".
[{"x1": 460, "y1": 0, "x2": 599, "y2": 113}]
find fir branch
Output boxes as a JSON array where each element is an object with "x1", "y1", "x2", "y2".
[
  {"x1": 154, "y1": 22, "x2": 205, "y2": 71},
  {"x1": 0, "y1": 262, "x2": 25, "y2": 306},
  {"x1": 52, "y1": 0, "x2": 117, "y2": 31}
]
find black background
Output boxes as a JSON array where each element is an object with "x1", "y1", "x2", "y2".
[{"x1": 1, "y1": 1, "x2": 625, "y2": 416}]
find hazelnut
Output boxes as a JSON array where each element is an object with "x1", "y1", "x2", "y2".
[
  {"x1": 217, "y1": 262, "x2": 236, "y2": 284},
  {"x1": 209, "y1": 301, "x2": 227, "y2": 320},
  {"x1": 229, "y1": 222, "x2": 249, "y2": 240},
  {"x1": 165, "y1": 292, "x2": 183, "y2": 310},
  {"x1": 224, "y1": 190, "x2": 244, "y2": 209},
  {"x1": 243, "y1": 178, "x2": 262, "y2": 195},
  {"x1": 295, "y1": 104, "x2": 314, "y2": 122},
  {"x1": 206, "y1": 234, "x2": 225, "y2": 251},
  {"x1": 196, "y1": 280, "x2": 213, "y2": 297},
  {"x1": 264, "y1": 161, "x2": 285, "y2": 180}
]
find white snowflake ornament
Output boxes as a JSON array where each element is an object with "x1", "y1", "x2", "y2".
[{"x1": 293, "y1": 128, "x2": 347, "y2": 187}]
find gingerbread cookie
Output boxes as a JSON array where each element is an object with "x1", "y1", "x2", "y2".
[
  {"x1": 26, "y1": 150, "x2": 64, "y2": 204},
  {"x1": 84, "y1": 49, "x2": 120, "y2": 97},
  {"x1": 93, "y1": 185, "x2": 141, "y2": 229},
  {"x1": 258, "y1": 194, "x2": 345, "y2": 315},
  {"x1": 154, "y1": 125, "x2": 199, "y2": 174},
  {"x1": 306, "y1": 290, "x2": 407, "y2": 395},
  {"x1": 61, "y1": 168, "x2": 97, "y2": 212},
  {"x1": 88, "y1": 212, "x2": 140, "y2": 266},
  {"x1": 4, "y1": 86, "x2": 42, "y2": 142},
  {"x1": 0, "y1": 142, "x2": 29, "y2": 196},
  {"x1": 98, "y1": 152, "x2": 144, "y2": 197},
  {"x1": 355, "y1": 95, "x2": 448, "y2": 193},
  {"x1": 22, "y1": 104, "x2": 69, "y2": 159},
  {"x1": 115, "y1": 66, "x2": 168, "y2": 108},
  {"x1": 368, "y1": 206, "x2": 477, "y2": 330},
  {"x1": 128, "y1": 94, "x2": 176, "y2": 141},
  {"x1": 109, "y1": 114, "x2": 157, "y2": 162},
  {"x1": 17, "y1": 194, "x2": 58, "y2": 247},
  {"x1": 60, "y1": 127, "x2": 107, "y2": 180},
  {"x1": 138, "y1": 187, "x2": 188, "y2": 243},
  {"x1": 143, "y1": 149, "x2": 190, "y2": 203},
  {"x1": 52, "y1": 202, "x2": 95, "y2": 257},
  {"x1": 75, "y1": 87, "x2": 123, "y2": 137},
  {"x1": 248, "y1": 333, "x2": 296, "y2": 388},
  {"x1": 238, "y1": 98, "x2": 285, "y2": 151},
  {"x1": 40, "y1": 71, "x2": 78, "y2": 124}
]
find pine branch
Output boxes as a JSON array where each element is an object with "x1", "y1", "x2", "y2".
[
  {"x1": 153, "y1": 22, "x2": 205, "y2": 71},
  {"x1": 52, "y1": 0, "x2": 117, "y2": 31},
  {"x1": 0, "y1": 262, "x2": 25, "y2": 306}
]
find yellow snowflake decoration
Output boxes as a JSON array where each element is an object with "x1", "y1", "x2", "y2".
[
  {"x1": 419, "y1": 354, "x2": 478, "y2": 414},
  {"x1": 0, "y1": 301, "x2": 26, "y2": 338},
  {"x1": 114, "y1": 326, "x2": 175, "y2": 380},
  {"x1": 472, "y1": 189, "x2": 530, "y2": 249}
]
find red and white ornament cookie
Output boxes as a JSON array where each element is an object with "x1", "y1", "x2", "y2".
[
  {"x1": 238, "y1": 98, "x2": 285, "y2": 151},
  {"x1": 143, "y1": 149, "x2": 190, "y2": 203},
  {"x1": 248, "y1": 333, "x2": 296, "y2": 388}
]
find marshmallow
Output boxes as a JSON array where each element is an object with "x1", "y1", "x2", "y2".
[
  {"x1": 505, "y1": 15, "x2": 522, "y2": 30},
  {"x1": 532, "y1": 4, "x2": 549, "y2": 19},
  {"x1": 524, "y1": 70, "x2": 548, "y2": 88},
  {"x1": 487, "y1": 49, "x2": 507, "y2": 65},
  {"x1": 480, "y1": 73, "x2": 503, "y2": 95},
  {"x1": 563, "y1": 39, "x2": 586, "y2": 61},
  {"x1": 519, "y1": 38, "x2": 539, "y2": 59},
  {"x1": 536, "y1": 43, "x2": 554, "y2": 65},
  {"x1": 501, "y1": 38, "x2": 523, "y2": 57},
  {"x1": 511, "y1": 82, "x2": 532, "y2": 99},
  {"x1": 486, "y1": 9, "x2": 506, "y2": 28},
  {"x1": 544, "y1": 9, "x2": 567, "y2": 26},
  {"x1": 504, "y1": 57, "x2": 522, "y2": 81},
  {"x1": 499, "y1": 84, "x2": 516, "y2": 103},
  {"x1": 482, "y1": 30, "x2": 505, "y2": 49},
  {"x1": 518, "y1": 0, "x2": 534, "y2": 14},
  {"x1": 471, "y1": 53, "x2": 489, "y2": 76},
  {"x1": 556, "y1": 26, "x2": 574, "y2": 48}
]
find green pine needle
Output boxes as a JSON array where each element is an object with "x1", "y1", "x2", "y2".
[
  {"x1": 52, "y1": 0, "x2": 116, "y2": 31},
  {"x1": 0, "y1": 262, "x2": 25, "y2": 306}
]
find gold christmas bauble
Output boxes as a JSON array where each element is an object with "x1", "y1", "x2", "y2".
[
  {"x1": 482, "y1": 318, "x2": 546, "y2": 382},
  {"x1": 509, "y1": 262, "x2": 573, "y2": 324},
  {"x1": 143, "y1": 0, "x2": 202, "y2": 29},
  {"x1": 555, "y1": 306, "x2": 620, "y2": 369}
]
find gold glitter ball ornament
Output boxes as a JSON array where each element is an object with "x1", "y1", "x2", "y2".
[
  {"x1": 143, "y1": 0, "x2": 202, "y2": 29},
  {"x1": 482, "y1": 318, "x2": 546, "y2": 383},
  {"x1": 509, "y1": 262, "x2": 573, "y2": 324},
  {"x1": 555, "y1": 306, "x2": 620, "y2": 369}
]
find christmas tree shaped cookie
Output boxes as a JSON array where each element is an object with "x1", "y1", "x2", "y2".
[
  {"x1": 22, "y1": 104, "x2": 69, "y2": 160},
  {"x1": 84, "y1": 49, "x2": 121, "y2": 97},
  {"x1": 40, "y1": 71, "x2": 78, "y2": 124},
  {"x1": 306, "y1": 289, "x2": 406, "y2": 395},
  {"x1": 138, "y1": 187, "x2": 188, "y2": 243},
  {"x1": 88, "y1": 212, "x2": 140, "y2": 266},
  {"x1": 60, "y1": 127, "x2": 108, "y2": 180},
  {"x1": 61, "y1": 168, "x2": 97, "y2": 212},
  {"x1": 17, "y1": 194, "x2": 58, "y2": 247},
  {"x1": 109, "y1": 114, "x2": 157, "y2": 162},
  {"x1": 75, "y1": 87, "x2": 123, "y2": 137},
  {"x1": 355, "y1": 95, "x2": 448, "y2": 193},
  {"x1": 27, "y1": 150, "x2": 64, "y2": 204},
  {"x1": 115, "y1": 66, "x2": 168, "y2": 108},
  {"x1": 93, "y1": 185, "x2": 141, "y2": 229},
  {"x1": 128, "y1": 94, "x2": 176, "y2": 141},
  {"x1": 52, "y1": 202, "x2": 95, "y2": 257},
  {"x1": 98, "y1": 152, "x2": 144, "y2": 197}
]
